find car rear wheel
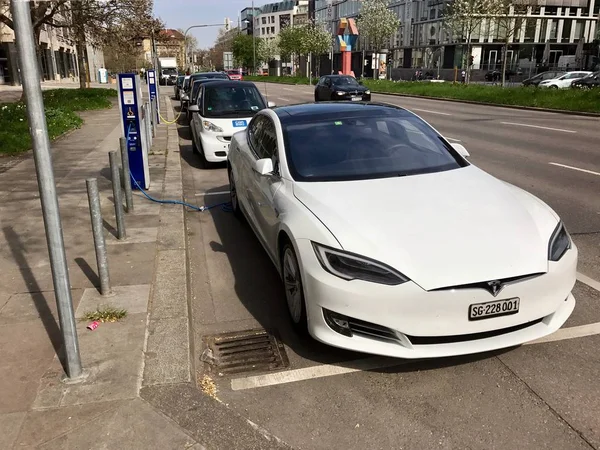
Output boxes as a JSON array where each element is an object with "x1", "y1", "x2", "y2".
[
  {"x1": 228, "y1": 169, "x2": 243, "y2": 219},
  {"x1": 314, "y1": 93, "x2": 319, "y2": 102},
  {"x1": 281, "y1": 242, "x2": 308, "y2": 334},
  {"x1": 550, "y1": 85, "x2": 558, "y2": 89}
]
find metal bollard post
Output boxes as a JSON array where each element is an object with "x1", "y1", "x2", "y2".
[
  {"x1": 86, "y1": 178, "x2": 112, "y2": 295},
  {"x1": 144, "y1": 102, "x2": 152, "y2": 148},
  {"x1": 151, "y1": 97, "x2": 156, "y2": 137},
  {"x1": 109, "y1": 151, "x2": 126, "y2": 239},
  {"x1": 119, "y1": 137, "x2": 134, "y2": 212}
]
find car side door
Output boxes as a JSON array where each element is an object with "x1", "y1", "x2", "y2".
[
  {"x1": 248, "y1": 116, "x2": 282, "y2": 258},
  {"x1": 191, "y1": 86, "x2": 203, "y2": 143},
  {"x1": 315, "y1": 76, "x2": 325, "y2": 100},
  {"x1": 323, "y1": 77, "x2": 332, "y2": 99}
]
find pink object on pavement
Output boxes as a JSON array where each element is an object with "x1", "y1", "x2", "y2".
[{"x1": 87, "y1": 321, "x2": 100, "y2": 331}]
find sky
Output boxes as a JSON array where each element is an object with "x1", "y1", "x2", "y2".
[{"x1": 153, "y1": 0, "x2": 272, "y2": 50}]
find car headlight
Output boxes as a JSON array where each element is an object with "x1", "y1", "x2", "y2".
[
  {"x1": 548, "y1": 222, "x2": 571, "y2": 262},
  {"x1": 202, "y1": 120, "x2": 223, "y2": 132},
  {"x1": 336, "y1": 91, "x2": 345, "y2": 95},
  {"x1": 312, "y1": 242, "x2": 409, "y2": 285},
  {"x1": 365, "y1": 90, "x2": 371, "y2": 94}
]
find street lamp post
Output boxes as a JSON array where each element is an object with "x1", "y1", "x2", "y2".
[
  {"x1": 252, "y1": 0, "x2": 256, "y2": 75},
  {"x1": 183, "y1": 23, "x2": 228, "y2": 73}
]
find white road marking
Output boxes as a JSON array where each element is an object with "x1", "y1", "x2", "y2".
[
  {"x1": 277, "y1": 97, "x2": 290, "y2": 102},
  {"x1": 231, "y1": 357, "x2": 408, "y2": 391},
  {"x1": 525, "y1": 322, "x2": 600, "y2": 345},
  {"x1": 231, "y1": 319, "x2": 600, "y2": 390},
  {"x1": 194, "y1": 190, "x2": 230, "y2": 197},
  {"x1": 412, "y1": 108, "x2": 451, "y2": 116},
  {"x1": 500, "y1": 122, "x2": 576, "y2": 133},
  {"x1": 548, "y1": 162, "x2": 600, "y2": 177},
  {"x1": 446, "y1": 137, "x2": 462, "y2": 142},
  {"x1": 283, "y1": 87, "x2": 294, "y2": 91},
  {"x1": 577, "y1": 272, "x2": 600, "y2": 292}
]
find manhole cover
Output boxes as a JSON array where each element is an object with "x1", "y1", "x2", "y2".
[{"x1": 201, "y1": 328, "x2": 289, "y2": 375}]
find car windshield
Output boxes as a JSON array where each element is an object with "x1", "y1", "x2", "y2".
[
  {"x1": 162, "y1": 68, "x2": 177, "y2": 75},
  {"x1": 332, "y1": 76, "x2": 359, "y2": 86},
  {"x1": 191, "y1": 79, "x2": 218, "y2": 103},
  {"x1": 202, "y1": 85, "x2": 266, "y2": 118},
  {"x1": 177, "y1": 76, "x2": 185, "y2": 86},
  {"x1": 283, "y1": 114, "x2": 467, "y2": 182}
]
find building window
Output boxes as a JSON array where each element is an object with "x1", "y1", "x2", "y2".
[
  {"x1": 262, "y1": 17, "x2": 266, "y2": 24},
  {"x1": 561, "y1": 19, "x2": 572, "y2": 41},
  {"x1": 271, "y1": 26, "x2": 275, "y2": 34},
  {"x1": 574, "y1": 21, "x2": 583, "y2": 40}
]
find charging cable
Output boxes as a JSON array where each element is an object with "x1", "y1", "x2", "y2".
[{"x1": 125, "y1": 124, "x2": 231, "y2": 212}]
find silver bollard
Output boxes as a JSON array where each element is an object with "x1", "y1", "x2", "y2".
[
  {"x1": 86, "y1": 178, "x2": 112, "y2": 295},
  {"x1": 109, "y1": 151, "x2": 126, "y2": 240},
  {"x1": 119, "y1": 137, "x2": 134, "y2": 212}
]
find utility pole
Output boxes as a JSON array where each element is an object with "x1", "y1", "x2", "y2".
[
  {"x1": 12, "y1": 0, "x2": 83, "y2": 379},
  {"x1": 252, "y1": 0, "x2": 256, "y2": 75}
]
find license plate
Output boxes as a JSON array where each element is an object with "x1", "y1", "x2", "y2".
[
  {"x1": 232, "y1": 120, "x2": 247, "y2": 127},
  {"x1": 469, "y1": 298, "x2": 520, "y2": 321},
  {"x1": 351, "y1": 96, "x2": 362, "y2": 101}
]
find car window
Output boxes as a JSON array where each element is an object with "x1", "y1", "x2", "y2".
[
  {"x1": 248, "y1": 115, "x2": 267, "y2": 156},
  {"x1": 257, "y1": 118, "x2": 277, "y2": 160},
  {"x1": 332, "y1": 76, "x2": 359, "y2": 86},
  {"x1": 282, "y1": 114, "x2": 467, "y2": 182},
  {"x1": 202, "y1": 85, "x2": 266, "y2": 118}
]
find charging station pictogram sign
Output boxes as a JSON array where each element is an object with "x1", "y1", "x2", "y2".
[
  {"x1": 146, "y1": 68, "x2": 160, "y2": 124},
  {"x1": 118, "y1": 73, "x2": 150, "y2": 189}
]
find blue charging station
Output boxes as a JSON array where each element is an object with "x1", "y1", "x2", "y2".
[
  {"x1": 117, "y1": 73, "x2": 150, "y2": 189},
  {"x1": 146, "y1": 69, "x2": 160, "y2": 124}
]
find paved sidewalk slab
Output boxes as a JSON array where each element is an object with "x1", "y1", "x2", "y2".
[{"x1": 75, "y1": 285, "x2": 150, "y2": 318}]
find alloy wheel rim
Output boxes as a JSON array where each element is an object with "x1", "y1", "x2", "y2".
[{"x1": 283, "y1": 249, "x2": 302, "y2": 324}]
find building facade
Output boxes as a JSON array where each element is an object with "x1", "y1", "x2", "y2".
[
  {"x1": 312, "y1": 0, "x2": 599, "y2": 78},
  {"x1": 0, "y1": 16, "x2": 105, "y2": 85}
]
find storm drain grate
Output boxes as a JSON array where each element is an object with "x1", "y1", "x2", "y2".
[{"x1": 201, "y1": 328, "x2": 290, "y2": 375}]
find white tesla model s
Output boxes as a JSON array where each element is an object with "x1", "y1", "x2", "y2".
[{"x1": 226, "y1": 102, "x2": 577, "y2": 359}]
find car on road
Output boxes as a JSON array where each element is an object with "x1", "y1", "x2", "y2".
[
  {"x1": 521, "y1": 71, "x2": 565, "y2": 87},
  {"x1": 188, "y1": 80, "x2": 275, "y2": 166},
  {"x1": 314, "y1": 75, "x2": 371, "y2": 102},
  {"x1": 538, "y1": 71, "x2": 592, "y2": 89},
  {"x1": 226, "y1": 102, "x2": 577, "y2": 359},
  {"x1": 185, "y1": 78, "x2": 223, "y2": 123},
  {"x1": 484, "y1": 69, "x2": 520, "y2": 82},
  {"x1": 181, "y1": 72, "x2": 230, "y2": 110},
  {"x1": 571, "y1": 71, "x2": 600, "y2": 89},
  {"x1": 227, "y1": 70, "x2": 243, "y2": 81},
  {"x1": 174, "y1": 75, "x2": 185, "y2": 100}
]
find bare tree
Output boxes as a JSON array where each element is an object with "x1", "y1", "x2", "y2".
[
  {"x1": 495, "y1": 0, "x2": 538, "y2": 86},
  {"x1": 444, "y1": 0, "x2": 502, "y2": 83}
]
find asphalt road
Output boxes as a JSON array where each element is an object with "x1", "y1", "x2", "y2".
[{"x1": 177, "y1": 85, "x2": 600, "y2": 450}]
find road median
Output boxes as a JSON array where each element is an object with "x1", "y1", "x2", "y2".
[{"x1": 246, "y1": 76, "x2": 600, "y2": 116}]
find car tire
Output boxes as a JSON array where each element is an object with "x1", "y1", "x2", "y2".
[
  {"x1": 228, "y1": 169, "x2": 243, "y2": 220},
  {"x1": 314, "y1": 92, "x2": 319, "y2": 102},
  {"x1": 281, "y1": 241, "x2": 308, "y2": 335},
  {"x1": 199, "y1": 144, "x2": 214, "y2": 169},
  {"x1": 191, "y1": 135, "x2": 199, "y2": 154},
  {"x1": 550, "y1": 85, "x2": 558, "y2": 89}
]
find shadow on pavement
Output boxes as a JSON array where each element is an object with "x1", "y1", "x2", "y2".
[
  {"x1": 2, "y1": 225, "x2": 66, "y2": 371},
  {"x1": 75, "y1": 257, "x2": 100, "y2": 290}
]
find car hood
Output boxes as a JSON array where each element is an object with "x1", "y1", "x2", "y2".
[
  {"x1": 293, "y1": 166, "x2": 558, "y2": 291},
  {"x1": 332, "y1": 85, "x2": 369, "y2": 93}
]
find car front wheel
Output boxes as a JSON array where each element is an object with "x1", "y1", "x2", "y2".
[
  {"x1": 281, "y1": 242, "x2": 308, "y2": 334},
  {"x1": 228, "y1": 169, "x2": 243, "y2": 219}
]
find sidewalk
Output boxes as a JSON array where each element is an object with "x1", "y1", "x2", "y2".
[
  {"x1": 0, "y1": 81, "x2": 111, "y2": 103},
  {"x1": 0, "y1": 90, "x2": 292, "y2": 449}
]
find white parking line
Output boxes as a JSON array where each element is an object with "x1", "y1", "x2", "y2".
[
  {"x1": 577, "y1": 272, "x2": 600, "y2": 292},
  {"x1": 525, "y1": 322, "x2": 600, "y2": 345},
  {"x1": 194, "y1": 190, "x2": 230, "y2": 197},
  {"x1": 231, "y1": 357, "x2": 408, "y2": 391},
  {"x1": 500, "y1": 122, "x2": 576, "y2": 133},
  {"x1": 548, "y1": 162, "x2": 600, "y2": 177},
  {"x1": 446, "y1": 137, "x2": 462, "y2": 142},
  {"x1": 283, "y1": 87, "x2": 294, "y2": 91},
  {"x1": 231, "y1": 320, "x2": 600, "y2": 390},
  {"x1": 412, "y1": 108, "x2": 451, "y2": 116},
  {"x1": 277, "y1": 97, "x2": 291, "y2": 102}
]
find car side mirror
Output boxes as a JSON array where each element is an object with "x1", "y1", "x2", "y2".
[
  {"x1": 450, "y1": 142, "x2": 470, "y2": 158},
  {"x1": 182, "y1": 94, "x2": 189, "y2": 101},
  {"x1": 267, "y1": 101, "x2": 276, "y2": 108},
  {"x1": 188, "y1": 105, "x2": 199, "y2": 113},
  {"x1": 253, "y1": 158, "x2": 274, "y2": 176}
]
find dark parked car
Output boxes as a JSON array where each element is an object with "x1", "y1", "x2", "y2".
[
  {"x1": 185, "y1": 78, "x2": 222, "y2": 123},
  {"x1": 522, "y1": 71, "x2": 565, "y2": 86},
  {"x1": 174, "y1": 75, "x2": 185, "y2": 100},
  {"x1": 484, "y1": 69, "x2": 520, "y2": 82},
  {"x1": 314, "y1": 75, "x2": 371, "y2": 102},
  {"x1": 571, "y1": 71, "x2": 600, "y2": 89},
  {"x1": 181, "y1": 72, "x2": 230, "y2": 110}
]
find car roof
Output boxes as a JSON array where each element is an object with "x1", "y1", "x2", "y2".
[
  {"x1": 324, "y1": 74, "x2": 355, "y2": 78},
  {"x1": 201, "y1": 80, "x2": 257, "y2": 89},
  {"x1": 274, "y1": 102, "x2": 412, "y2": 125}
]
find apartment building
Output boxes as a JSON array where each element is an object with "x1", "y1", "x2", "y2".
[
  {"x1": 0, "y1": 18, "x2": 104, "y2": 85},
  {"x1": 314, "y1": 0, "x2": 599, "y2": 76}
]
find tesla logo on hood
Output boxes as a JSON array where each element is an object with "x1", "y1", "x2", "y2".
[{"x1": 486, "y1": 280, "x2": 504, "y2": 297}]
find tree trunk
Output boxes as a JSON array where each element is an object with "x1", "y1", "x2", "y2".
[
  {"x1": 466, "y1": 36, "x2": 472, "y2": 84},
  {"x1": 72, "y1": 2, "x2": 87, "y2": 89},
  {"x1": 501, "y1": 43, "x2": 508, "y2": 87}
]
